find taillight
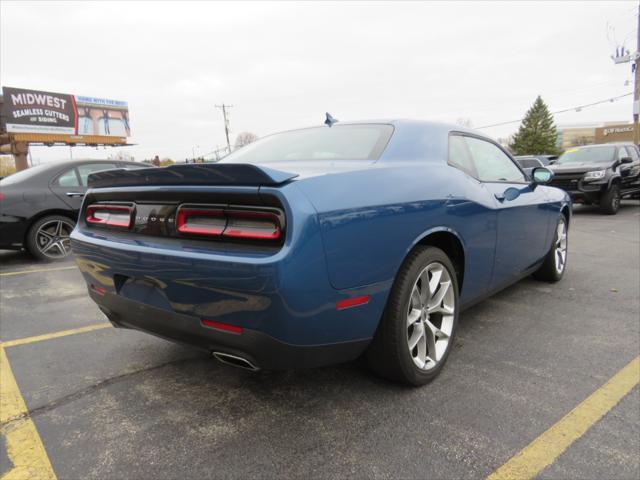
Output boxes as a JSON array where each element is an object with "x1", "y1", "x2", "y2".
[
  {"x1": 86, "y1": 204, "x2": 133, "y2": 228},
  {"x1": 176, "y1": 208, "x2": 225, "y2": 236},
  {"x1": 176, "y1": 205, "x2": 283, "y2": 241},
  {"x1": 224, "y1": 210, "x2": 282, "y2": 240}
]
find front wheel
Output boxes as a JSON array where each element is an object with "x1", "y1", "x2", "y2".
[
  {"x1": 599, "y1": 185, "x2": 621, "y2": 215},
  {"x1": 367, "y1": 246, "x2": 459, "y2": 386},
  {"x1": 533, "y1": 215, "x2": 568, "y2": 282}
]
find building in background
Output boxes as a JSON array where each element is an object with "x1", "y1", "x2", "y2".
[{"x1": 556, "y1": 121, "x2": 637, "y2": 149}]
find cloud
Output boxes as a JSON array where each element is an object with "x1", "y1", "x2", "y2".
[{"x1": 0, "y1": 0, "x2": 635, "y2": 162}]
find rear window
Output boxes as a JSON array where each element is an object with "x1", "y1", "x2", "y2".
[
  {"x1": 221, "y1": 124, "x2": 394, "y2": 164},
  {"x1": 0, "y1": 163, "x2": 51, "y2": 186},
  {"x1": 517, "y1": 158, "x2": 542, "y2": 168}
]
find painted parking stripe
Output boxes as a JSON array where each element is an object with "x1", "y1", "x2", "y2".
[
  {"x1": 0, "y1": 347, "x2": 56, "y2": 479},
  {"x1": 487, "y1": 356, "x2": 640, "y2": 480},
  {"x1": 1, "y1": 323, "x2": 112, "y2": 349},
  {"x1": 0, "y1": 266, "x2": 77, "y2": 277}
]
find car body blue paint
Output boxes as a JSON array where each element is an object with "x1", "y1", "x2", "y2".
[{"x1": 71, "y1": 120, "x2": 570, "y2": 367}]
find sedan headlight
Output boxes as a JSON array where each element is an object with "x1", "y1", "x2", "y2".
[{"x1": 583, "y1": 170, "x2": 606, "y2": 181}]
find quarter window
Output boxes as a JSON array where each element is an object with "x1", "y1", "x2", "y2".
[
  {"x1": 464, "y1": 136, "x2": 526, "y2": 183},
  {"x1": 56, "y1": 168, "x2": 80, "y2": 187},
  {"x1": 448, "y1": 135, "x2": 478, "y2": 177}
]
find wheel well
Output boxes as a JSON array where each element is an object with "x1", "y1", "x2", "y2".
[
  {"x1": 561, "y1": 206, "x2": 570, "y2": 226},
  {"x1": 416, "y1": 231, "x2": 465, "y2": 291},
  {"x1": 23, "y1": 209, "x2": 77, "y2": 244}
]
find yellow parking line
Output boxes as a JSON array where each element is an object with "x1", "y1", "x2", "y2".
[
  {"x1": 0, "y1": 346, "x2": 56, "y2": 479},
  {"x1": 1, "y1": 323, "x2": 112, "y2": 349},
  {"x1": 487, "y1": 356, "x2": 640, "y2": 480},
  {"x1": 0, "y1": 266, "x2": 77, "y2": 277}
]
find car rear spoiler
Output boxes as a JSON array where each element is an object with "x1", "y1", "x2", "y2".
[{"x1": 87, "y1": 163, "x2": 299, "y2": 188}]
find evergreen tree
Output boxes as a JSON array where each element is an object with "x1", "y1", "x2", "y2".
[{"x1": 510, "y1": 96, "x2": 560, "y2": 155}]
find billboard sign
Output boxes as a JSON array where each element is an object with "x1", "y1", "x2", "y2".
[{"x1": 2, "y1": 86, "x2": 130, "y2": 137}]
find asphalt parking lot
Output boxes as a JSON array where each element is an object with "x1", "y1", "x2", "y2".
[{"x1": 1, "y1": 201, "x2": 639, "y2": 480}]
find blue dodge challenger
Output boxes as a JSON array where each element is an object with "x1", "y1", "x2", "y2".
[{"x1": 70, "y1": 120, "x2": 571, "y2": 385}]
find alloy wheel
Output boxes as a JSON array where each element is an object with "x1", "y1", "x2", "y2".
[
  {"x1": 35, "y1": 219, "x2": 74, "y2": 259},
  {"x1": 406, "y1": 262, "x2": 455, "y2": 371},
  {"x1": 555, "y1": 219, "x2": 568, "y2": 274}
]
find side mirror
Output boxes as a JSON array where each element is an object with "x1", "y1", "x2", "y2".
[
  {"x1": 531, "y1": 167, "x2": 554, "y2": 184},
  {"x1": 620, "y1": 156, "x2": 633, "y2": 164}
]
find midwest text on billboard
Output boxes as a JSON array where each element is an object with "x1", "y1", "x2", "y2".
[{"x1": 1, "y1": 86, "x2": 130, "y2": 137}]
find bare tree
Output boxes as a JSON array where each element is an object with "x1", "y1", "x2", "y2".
[
  {"x1": 108, "y1": 150, "x2": 134, "y2": 161},
  {"x1": 234, "y1": 132, "x2": 258, "y2": 149}
]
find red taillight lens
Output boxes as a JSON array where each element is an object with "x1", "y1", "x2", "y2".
[
  {"x1": 86, "y1": 204, "x2": 133, "y2": 228},
  {"x1": 0, "y1": 192, "x2": 5, "y2": 201},
  {"x1": 176, "y1": 208, "x2": 225, "y2": 236},
  {"x1": 176, "y1": 205, "x2": 283, "y2": 241}
]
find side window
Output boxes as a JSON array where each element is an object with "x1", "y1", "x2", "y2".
[
  {"x1": 625, "y1": 146, "x2": 639, "y2": 161},
  {"x1": 448, "y1": 135, "x2": 478, "y2": 178},
  {"x1": 465, "y1": 137, "x2": 526, "y2": 183},
  {"x1": 77, "y1": 163, "x2": 117, "y2": 186},
  {"x1": 55, "y1": 168, "x2": 80, "y2": 187}
]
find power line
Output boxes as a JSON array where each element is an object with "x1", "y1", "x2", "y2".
[{"x1": 477, "y1": 92, "x2": 633, "y2": 129}]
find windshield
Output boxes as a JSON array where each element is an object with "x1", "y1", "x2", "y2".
[
  {"x1": 0, "y1": 163, "x2": 51, "y2": 186},
  {"x1": 221, "y1": 124, "x2": 394, "y2": 164},
  {"x1": 556, "y1": 146, "x2": 616, "y2": 164}
]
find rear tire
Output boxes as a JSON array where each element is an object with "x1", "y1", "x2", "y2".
[
  {"x1": 367, "y1": 246, "x2": 459, "y2": 386},
  {"x1": 599, "y1": 185, "x2": 621, "y2": 215},
  {"x1": 26, "y1": 215, "x2": 75, "y2": 261},
  {"x1": 533, "y1": 215, "x2": 568, "y2": 282}
]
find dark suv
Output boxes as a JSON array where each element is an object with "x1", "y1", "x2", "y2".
[{"x1": 548, "y1": 143, "x2": 640, "y2": 214}]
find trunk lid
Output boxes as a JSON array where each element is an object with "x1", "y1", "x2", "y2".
[{"x1": 88, "y1": 163, "x2": 299, "y2": 188}]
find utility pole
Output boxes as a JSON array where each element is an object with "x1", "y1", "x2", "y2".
[
  {"x1": 635, "y1": 2, "x2": 640, "y2": 143},
  {"x1": 610, "y1": 2, "x2": 640, "y2": 143},
  {"x1": 215, "y1": 104, "x2": 233, "y2": 153}
]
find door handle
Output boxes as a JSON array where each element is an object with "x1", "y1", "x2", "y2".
[
  {"x1": 66, "y1": 192, "x2": 85, "y2": 198},
  {"x1": 494, "y1": 193, "x2": 505, "y2": 202}
]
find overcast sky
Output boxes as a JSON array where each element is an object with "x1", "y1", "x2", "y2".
[{"x1": 1, "y1": 1, "x2": 638, "y2": 163}]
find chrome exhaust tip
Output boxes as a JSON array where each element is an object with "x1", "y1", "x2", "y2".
[{"x1": 212, "y1": 352, "x2": 260, "y2": 371}]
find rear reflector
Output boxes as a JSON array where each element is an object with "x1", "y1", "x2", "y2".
[
  {"x1": 336, "y1": 296, "x2": 370, "y2": 310},
  {"x1": 202, "y1": 319, "x2": 243, "y2": 334},
  {"x1": 86, "y1": 204, "x2": 133, "y2": 228},
  {"x1": 176, "y1": 205, "x2": 283, "y2": 241},
  {"x1": 90, "y1": 284, "x2": 107, "y2": 295}
]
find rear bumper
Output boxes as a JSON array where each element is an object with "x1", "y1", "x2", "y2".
[
  {"x1": 94, "y1": 290, "x2": 369, "y2": 370},
  {"x1": 70, "y1": 189, "x2": 389, "y2": 369},
  {"x1": 0, "y1": 215, "x2": 27, "y2": 249}
]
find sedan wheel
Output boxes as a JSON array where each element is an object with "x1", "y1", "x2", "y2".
[{"x1": 26, "y1": 215, "x2": 75, "y2": 261}]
